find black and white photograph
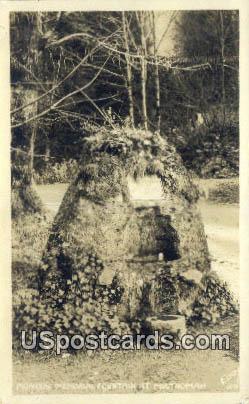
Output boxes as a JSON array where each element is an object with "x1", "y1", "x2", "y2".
[{"x1": 0, "y1": 1, "x2": 248, "y2": 402}]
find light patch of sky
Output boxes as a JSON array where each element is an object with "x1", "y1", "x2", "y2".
[{"x1": 154, "y1": 11, "x2": 179, "y2": 56}]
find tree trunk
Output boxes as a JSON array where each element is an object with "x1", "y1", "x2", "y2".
[
  {"x1": 121, "y1": 12, "x2": 135, "y2": 127},
  {"x1": 219, "y1": 11, "x2": 226, "y2": 124},
  {"x1": 11, "y1": 13, "x2": 44, "y2": 217},
  {"x1": 29, "y1": 125, "x2": 36, "y2": 182},
  {"x1": 152, "y1": 12, "x2": 161, "y2": 133},
  {"x1": 141, "y1": 58, "x2": 148, "y2": 130},
  {"x1": 154, "y1": 61, "x2": 161, "y2": 132},
  {"x1": 26, "y1": 13, "x2": 41, "y2": 182},
  {"x1": 140, "y1": 12, "x2": 148, "y2": 130},
  {"x1": 45, "y1": 137, "x2": 50, "y2": 162}
]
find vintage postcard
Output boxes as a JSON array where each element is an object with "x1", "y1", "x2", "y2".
[{"x1": 0, "y1": 1, "x2": 248, "y2": 403}]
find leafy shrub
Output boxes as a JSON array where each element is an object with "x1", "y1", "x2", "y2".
[
  {"x1": 208, "y1": 179, "x2": 239, "y2": 203},
  {"x1": 172, "y1": 112, "x2": 239, "y2": 178},
  {"x1": 190, "y1": 272, "x2": 238, "y2": 325},
  {"x1": 12, "y1": 213, "x2": 51, "y2": 291},
  {"x1": 200, "y1": 157, "x2": 238, "y2": 178},
  {"x1": 13, "y1": 253, "x2": 131, "y2": 349},
  {"x1": 34, "y1": 159, "x2": 78, "y2": 184},
  {"x1": 151, "y1": 266, "x2": 238, "y2": 326}
]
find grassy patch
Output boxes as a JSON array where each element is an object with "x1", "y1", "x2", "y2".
[
  {"x1": 209, "y1": 178, "x2": 239, "y2": 204},
  {"x1": 13, "y1": 315, "x2": 239, "y2": 394}
]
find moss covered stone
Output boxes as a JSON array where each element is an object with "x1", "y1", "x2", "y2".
[{"x1": 37, "y1": 128, "x2": 215, "y2": 334}]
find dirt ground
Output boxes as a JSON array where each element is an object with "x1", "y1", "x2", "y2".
[
  {"x1": 13, "y1": 316, "x2": 239, "y2": 394},
  {"x1": 13, "y1": 341, "x2": 239, "y2": 394},
  {"x1": 12, "y1": 179, "x2": 239, "y2": 394}
]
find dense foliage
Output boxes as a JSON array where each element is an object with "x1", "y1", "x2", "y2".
[
  {"x1": 10, "y1": 10, "x2": 239, "y2": 189},
  {"x1": 171, "y1": 110, "x2": 239, "y2": 177},
  {"x1": 33, "y1": 159, "x2": 78, "y2": 184}
]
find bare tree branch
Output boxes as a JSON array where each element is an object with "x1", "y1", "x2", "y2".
[
  {"x1": 11, "y1": 28, "x2": 121, "y2": 115},
  {"x1": 77, "y1": 88, "x2": 115, "y2": 128},
  {"x1": 11, "y1": 56, "x2": 111, "y2": 128},
  {"x1": 55, "y1": 92, "x2": 122, "y2": 110},
  {"x1": 11, "y1": 57, "x2": 47, "y2": 92},
  {"x1": 11, "y1": 45, "x2": 99, "y2": 115},
  {"x1": 64, "y1": 48, "x2": 124, "y2": 78},
  {"x1": 48, "y1": 30, "x2": 213, "y2": 72}
]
